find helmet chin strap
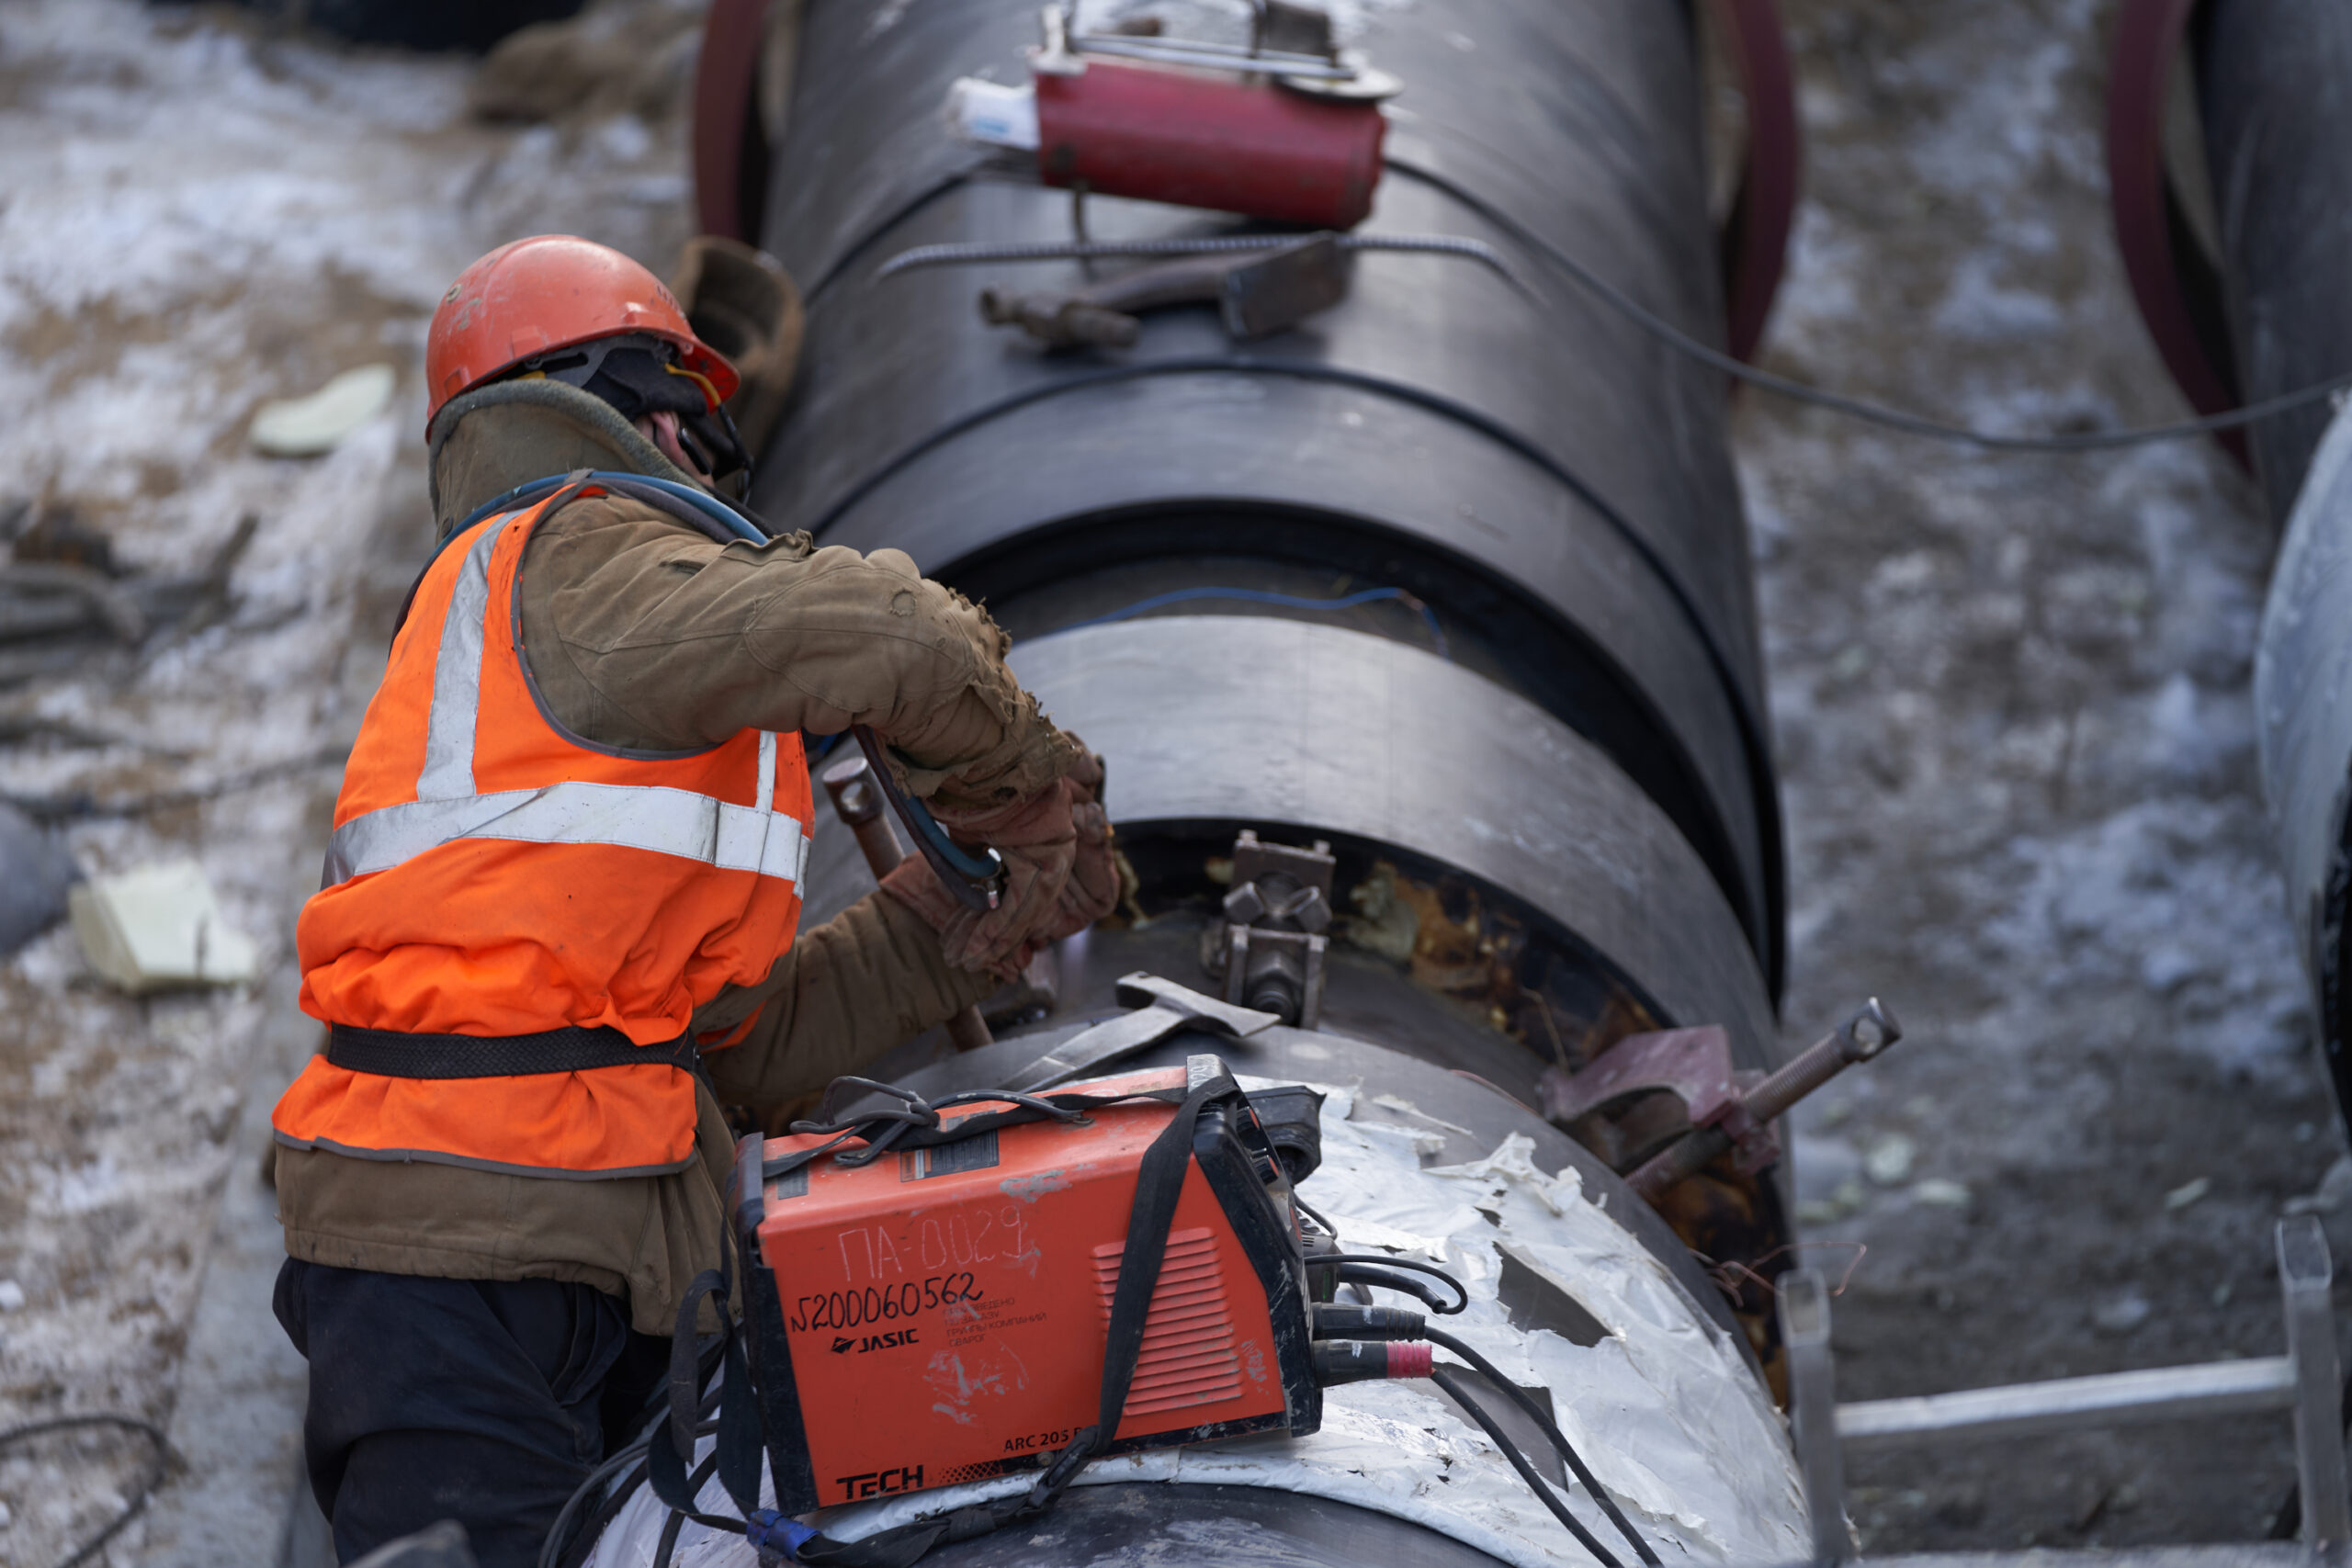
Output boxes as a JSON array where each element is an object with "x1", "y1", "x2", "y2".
[
  {"x1": 636, "y1": 411, "x2": 711, "y2": 482},
  {"x1": 512, "y1": 334, "x2": 752, "y2": 482}
]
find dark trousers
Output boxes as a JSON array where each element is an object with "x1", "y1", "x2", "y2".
[{"x1": 274, "y1": 1259, "x2": 671, "y2": 1568}]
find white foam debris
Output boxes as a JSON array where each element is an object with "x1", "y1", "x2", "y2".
[{"x1": 249, "y1": 365, "x2": 399, "y2": 457}]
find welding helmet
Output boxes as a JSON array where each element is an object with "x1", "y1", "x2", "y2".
[{"x1": 425, "y1": 235, "x2": 750, "y2": 479}]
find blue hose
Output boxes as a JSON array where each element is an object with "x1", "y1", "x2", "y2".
[{"x1": 446, "y1": 470, "x2": 767, "y2": 546}]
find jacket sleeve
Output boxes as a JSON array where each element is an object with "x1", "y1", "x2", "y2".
[
  {"x1": 694, "y1": 890, "x2": 996, "y2": 1105},
  {"x1": 519, "y1": 497, "x2": 1080, "y2": 809}
]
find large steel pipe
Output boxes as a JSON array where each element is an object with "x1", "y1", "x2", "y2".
[
  {"x1": 754, "y1": 0, "x2": 1787, "y2": 1082},
  {"x1": 1005, "y1": 617, "x2": 1776, "y2": 1078},
  {"x1": 2257, "y1": 412, "x2": 2352, "y2": 1126},
  {"x1": 712, "y1": 4, "x2": 1814, "y2": 1557},
  {"x1": 2113, "y1": 4, "x2": 2352, "y2": 1122},
  {"x1": 2208, "y1": 5, "x2": 2352, "y2": 1124}
]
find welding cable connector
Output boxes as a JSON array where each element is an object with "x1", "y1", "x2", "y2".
[
  {"x1": 1309, "y1": 1303, "x2": 1428, "y2": 1341},
  {"x1": 1310, "y1": 1338, "x2": 1435, "y2": 1386}
]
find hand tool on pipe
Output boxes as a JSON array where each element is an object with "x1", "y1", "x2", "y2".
[
  {"x1": 820, "y1": 753, "x2": 994, "y2": 1052},
  {"x1": 849, "y1": 725, "x2": 1006, "y2": 912}
]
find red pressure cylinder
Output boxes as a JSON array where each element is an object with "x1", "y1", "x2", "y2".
[{"x1": 1034, "y1": 61, "x2": 1386, "y2": 230}]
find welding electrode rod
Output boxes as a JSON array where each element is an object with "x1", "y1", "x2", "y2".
[
  {"x1": 820, "y1": 756, "x2": 994, "y2": 1053},
  {"x1": 1625, "y1": 1000, "x2": 1901, "y2": 1200}
]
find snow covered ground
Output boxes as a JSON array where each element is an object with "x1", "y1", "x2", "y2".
[
  {"x1": 0, "y1": 4, "x2": 703, "y2": 1561},
  {"x1": 0, "y1": 0, "x2": 2335, "y2": 1561},
  {"x1": 1749, "y1": 0, "x2": 2342, "y2": 1550}
]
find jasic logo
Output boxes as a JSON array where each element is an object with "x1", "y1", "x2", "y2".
[{"x1": 831, "y1": 1328, "x2": 921, "y2": 1356}]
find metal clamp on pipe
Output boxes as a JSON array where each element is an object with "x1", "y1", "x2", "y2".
[
  {"x1": 849, "y1": 724, "x2": 1006, "y2": 914},
  {"x1": 1624, "y1": 998, "x2": 1902, "y2": 1201}
]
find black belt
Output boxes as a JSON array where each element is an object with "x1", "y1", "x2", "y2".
[{"x1": 327, "y1": 1023, "x2": 699, "y2": 1080}]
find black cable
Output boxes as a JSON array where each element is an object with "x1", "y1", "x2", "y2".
[
  {"x1": 1303, "y1": 1254, "x2": 1469, "y2": 1314},
  {"x1": 1384, "y1": 155, "x2": 2352, "y2": 453},
  {"x1": 873, "y1": 233, "x2": 1519, "y2": 288},
  {"x1": 1292, "y1": 1193, "x2": 1336, "y2": 1235},
  {"x1": 805, "y1": 164, "x2": 992, "y2": 307},
  {"x1": 652, "y1": 1451, "x2": 721, "y2": 1568},
  {"x1": 539, "y1": 1440, "x2": 650, "y2": 1568},
  {"x1": 653, "y1": 1506, "x2": 688, "y2": 1568},
  {"x1": 1428, "y1": 1365, "x2": 1623, "y2": 1568},
  {"x1": 555, "y1": 1455, "x2": 650, "y2": 1568},
  {"x1": 0, "y1": 1414, "x2": 170, "y2": 1568},
  {"x1": 1331, "y1": 1263, "x2": 1463, "y2": 1316},
  {"x1": 538, "y1": 1409, "x2": 726, "y2": 1568},
  {"x1": 824, "y1": 149, "x2": 2352, "y2": 455},
  {"x1": 1423, "y1": 1327, "x2": 1660, "y2": 1567}
]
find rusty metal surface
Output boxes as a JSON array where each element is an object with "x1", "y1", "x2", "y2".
[{"x1": 1540, "y1": 1025, "x2": 1741, "y2": 1131}]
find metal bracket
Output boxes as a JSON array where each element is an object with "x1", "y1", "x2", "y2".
[
  {"x1": 2282, "y1": 1213, "x2": 2351, "y2": 1542},
  {"x1": 1203, "y1": 830, "x2": 1334, "y2": 1029},
  {"x1": 1783, "y1": 1218, "x2": 2352, "y2": 1551},
  {"x1": 1780, "y1": 1269, "x2": 1850, "y2": 1562}
]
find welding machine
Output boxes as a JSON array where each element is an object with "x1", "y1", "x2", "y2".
[{"x1": 731, "y1": 1055, "x2": 1323, "y2": 1519}]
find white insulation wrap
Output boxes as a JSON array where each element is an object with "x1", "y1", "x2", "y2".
[{"x1": 588, "y1": 1082, "x2": 1808, "y2": 1568}]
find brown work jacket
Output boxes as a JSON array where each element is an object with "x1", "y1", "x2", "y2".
[{"x1": 276, "y1": 479, "x2": 1042, "y2": 1332}]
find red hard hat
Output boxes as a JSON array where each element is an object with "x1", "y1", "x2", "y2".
[{"x1": 424, "y1": 235, "x2": 740, "y2": 428}]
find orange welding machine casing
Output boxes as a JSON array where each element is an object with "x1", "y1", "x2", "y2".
[{"x1": 734, "y1": 1060, "x2": 1322, "y2": 1515}]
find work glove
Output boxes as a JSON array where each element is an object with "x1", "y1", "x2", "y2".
[{"x1": 879, "y1": 751, "x2": 1118, "y2": 979}]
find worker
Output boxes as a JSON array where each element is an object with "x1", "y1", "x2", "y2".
[{"x1": 266, "y1": 235, "x2": 1118, "y2": 1567}]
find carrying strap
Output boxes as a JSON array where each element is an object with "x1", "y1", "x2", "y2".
[
  {"x1": 650, "y1": 1222, "x2": 766, "y2": 1532},
  {"x1": 326, "y1": 1022, "x2": 697, "y2": 1080}
]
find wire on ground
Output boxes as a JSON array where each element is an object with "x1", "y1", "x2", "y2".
[{"x1": 0, "y1": 1413, "x2": 170, "y2": 1568}]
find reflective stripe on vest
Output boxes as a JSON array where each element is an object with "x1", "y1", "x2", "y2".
[
  {"x1": 320, "y1": 515, "x2": 809, "y2": 891},
  {"x1": 277, "y1": 483, "x2": 812, "y2": 1179}
]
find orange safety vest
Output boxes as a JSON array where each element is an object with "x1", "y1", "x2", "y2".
[{"x1": 274, "y1": 483, "x2": 810, "y2": 1178}]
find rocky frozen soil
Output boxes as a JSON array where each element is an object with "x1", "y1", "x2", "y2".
[
  {"x1": 0, "y1": 3, "x2": 704, "y2": 1562},
  {"x1": 1750, "y1": 0, "x2": 2346, "y2": 1551},
  {"x1": 0, "y1": 0, "x2": 2340, "y2": 1561}
]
